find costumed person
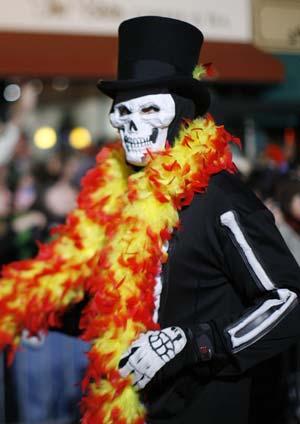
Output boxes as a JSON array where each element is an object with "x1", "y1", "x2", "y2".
[{"x1": 0, "y1": 16, "x2": 300, "y2": 424}]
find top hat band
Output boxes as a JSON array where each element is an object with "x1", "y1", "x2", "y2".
[{"x1": 119, "y1": 59, "x2": 182, "y2": 80}]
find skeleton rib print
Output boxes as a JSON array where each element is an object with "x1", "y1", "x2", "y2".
[{"x1": 220, "y1": 210, "x2": 298, "y2": 353}]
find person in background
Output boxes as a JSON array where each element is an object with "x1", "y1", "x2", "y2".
[
  {"x1": 272, "y1": 178, "x2": 300, "y2": 424},
  {"x1": 248, "y1": 177, "x2": 300, "y2": 424},
  {"x1": 0, "y1": 83, "x2": 37, "y2": 166},
  {"x1": 5, "y1": 162, "x2": 89, "y2": 424},
  {"x1": 0, "y1": 166, "x2": 15, "y2": 265},
  {"x1": 247, "y1": 143, "x2": 287, "y2": 202},
  {"x1": 275, "y1": 178, "x2": 300, "y2": 251},
  {"x1": 43, "y1": 156, "x2": 79, "y2": 228}
]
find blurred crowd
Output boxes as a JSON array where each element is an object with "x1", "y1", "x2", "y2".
[
  {"x1": 0, "y1": 83, "x2": 101, "y2": 268},
  {"x1": 240, "y1": 133, "x2": 300, "y2": 424},
  {"x1": 0, "y1": 135, "x2": 97, "y2": 266},
  {"x1": 246, "y1": 134, "x2": 300, "y2": 267},
  {"x1": 1, "y1": 84, "x2": 300, "y2": 423},
  {"x1": 0, "y1": 85, "x2": 98, "y2": 424}
]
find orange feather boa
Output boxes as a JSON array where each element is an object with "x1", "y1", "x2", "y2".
[{"x1": 0, "y1": 115, "x2": 239, "y2": 423}]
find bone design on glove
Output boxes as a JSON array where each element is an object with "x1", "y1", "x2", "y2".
[{"x1": 119, "y1": 326, "x2": 187, "y2": 390}]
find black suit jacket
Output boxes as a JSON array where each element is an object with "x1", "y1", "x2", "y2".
[{"x1": 145, "y1": 171, "x2": 300, "y2": 424}]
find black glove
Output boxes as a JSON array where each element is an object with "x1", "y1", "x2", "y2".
[{"x1": 118, "y1": 323, "x2": 215, "y2": 390}]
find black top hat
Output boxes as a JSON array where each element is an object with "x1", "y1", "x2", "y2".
[{"x1": 97, "y1": 16, "x2": 210, "y2": 115}]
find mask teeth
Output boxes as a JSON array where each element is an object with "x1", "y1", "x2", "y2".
[
  {"x1": 150, "y1": 128, "x2": 159, "y2": 144},
  {"x1": 124, "y1": 136, "x2": 153, "y2": 151},
  {"x1": 125, "y1": 136, "x2": 150, "y2": 144}
]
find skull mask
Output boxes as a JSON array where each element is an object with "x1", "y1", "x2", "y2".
[{"x1": 110, "y1": 94, "x2": 175, "y2": 166}]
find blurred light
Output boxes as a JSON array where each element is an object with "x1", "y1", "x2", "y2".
[
  {"x1": 69, "y1": 127, "x2": 92, "y2": 149},
  {"x1": 3, "y1": 84, "x2": 21, "y2": 102},
  {"x1": 52, "y1": 77, "x2": 69, "y2": 91},
  {"x1": 30, "y1": 79, "x2": 44, "y2": 95},
  {"x1": 34, "y1": 127, "x2": 57, "y2": 149}
]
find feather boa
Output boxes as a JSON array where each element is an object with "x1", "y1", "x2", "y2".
[{"x1": 0, "y1": 114, "x2": 239, "y2": 423}]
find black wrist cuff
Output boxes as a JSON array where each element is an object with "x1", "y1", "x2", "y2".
[{"x1": 187, "y1": 323, "x2": 214, "y2": 362}]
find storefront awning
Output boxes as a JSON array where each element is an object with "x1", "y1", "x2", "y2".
[{"x1": 0, "y1": 32, "x2": 284, "y2": 84}]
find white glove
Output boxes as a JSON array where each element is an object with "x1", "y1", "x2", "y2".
[{"x1": 119, "y1": 326, "x2": 187, "y2": 390}]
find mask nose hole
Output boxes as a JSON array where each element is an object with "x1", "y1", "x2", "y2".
[{"x1": 129, "y1": 120, "x2": 137, "y2": 131}]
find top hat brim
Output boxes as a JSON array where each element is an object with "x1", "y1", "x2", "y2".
[{"x1": 97, "y1": 76, "x2": 210, "y2": 116}]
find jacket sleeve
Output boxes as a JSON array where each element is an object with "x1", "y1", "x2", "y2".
[{"x1": 209, "y1": 205, "x2": 300, "y2": 376}]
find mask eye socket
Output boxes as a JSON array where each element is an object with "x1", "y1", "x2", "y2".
[
  {"x1": 141, "y1": 105, "x2": 160, "y2": 114},
  {"x1": 118, "y1": 105, "x2": 131, "y2": 117}
]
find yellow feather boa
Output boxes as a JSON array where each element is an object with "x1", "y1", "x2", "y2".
[{"x1": 0, "y1": 115, "x2": 239, "y2": 423}]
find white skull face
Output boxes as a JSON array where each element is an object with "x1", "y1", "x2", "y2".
[{"x1": 110, "y1": 94, "x2": 175, "y2": 166}]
